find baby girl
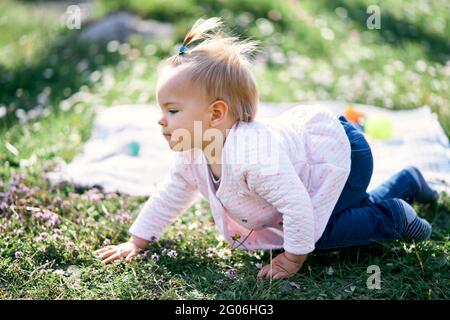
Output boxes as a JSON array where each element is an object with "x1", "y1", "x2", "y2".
[{"x1": 95, "y1": 17, "x2": 438, "y2": 280}]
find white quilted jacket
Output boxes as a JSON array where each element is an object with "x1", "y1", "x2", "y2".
[{"x1": 129, "y1": 105, "x2": 351, "y2": 254}]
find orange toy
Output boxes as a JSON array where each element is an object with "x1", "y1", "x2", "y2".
[{"x1": 344, "y1": 104, "x2": 365, "y2": 124}]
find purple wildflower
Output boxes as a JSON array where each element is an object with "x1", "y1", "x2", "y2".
[
  {"x1": 52, "y1": 196, "x2": 62, "y2": 206},
  {"x1": 65, "y1": 241, "x2": 76, "y2": 250},
  {"x1": 16, "y1": 183, "x2": 31, "y2": 196},
  {"x1": 226, "y1": 268, "x2": 237, "y2": 278},
  {"x1": 13, "y1": 229, "x2": 24, "y2": 236},
  {"x1": 75, "y1": 215, "x2": 83, "y2": 225},
  {"x1": 0, "y1": 201, "x2": 8, "y2": 212},
  {"x1": 11, "y1": 174, "x2": 26, "y2": 184},
  {"x1": 14, "y1": 251, "x2": 23, "y2": 259},
  {"x1": 70, "y1": 193, "x2": 80, "y2": 200},
  {"x1": 42, "y1": 160, "x2": 54, "y2": 172},
  {"x1": 53, "y1": 226, "x2": 67, "y2": 234},
  {"x1": 83, "y1": 188, "x2": 103, "y2": 202},
  {"x1": 176, "y1": 231, "x2": 184, "y2": 239},
  {"x1": 140, "y1": 250, "x2": 149, "y2": 260},
  {"x1": 151, "y1": 253, "x2": 160, "y2": 262},
  {"x1": 116, "y1": 212, "x2": 131, "y2": 223},
  {"x1": 36, "y1": 232, "x2": 49, "y2": 242},
  {"x1": 51, "y1": 234, "x2": 63, "y2": 241},
  {"x1": 105, "y1": 193, "x2": 118, "y2": 200},
  {"x1": 61, "y1": 201, "x2": 71, "y2": 209},
  {"x1": 102, "y1": 238, "x2": 111, "y2": 246},
  {"x1": 31, "y1": 209, "x2": 60, "y2": 227}
]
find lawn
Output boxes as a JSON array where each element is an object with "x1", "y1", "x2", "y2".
[{"x1": 0, "y1": 0, "x2": 449, "y2": 299}]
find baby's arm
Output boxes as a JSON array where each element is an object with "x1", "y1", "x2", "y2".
[
  {"x1": 244, "y1": 149, "x2": 315, "y2": 279},
  {"x1": 257, "y1": 251, "x2": 308, "y2": 280},
  {"x1": 95, "y1": 235, "x2": 149, "y2": 264},
  {"x1": 258, "y1": 109, "x2": 351, "y2": 279},
  {"x1": 95, "y1": 155, "x2": 199, "y2": 264},
  {"x1": 258, "y1": 108, "x2": 351, "y2": 278},
  {"x1": 128, "y1": 160, "x2": 199, "y2": 243}
]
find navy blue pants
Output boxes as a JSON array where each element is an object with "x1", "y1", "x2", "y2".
[{"x1": 313, "y1": 116, "x2": 420, "y2": 252}]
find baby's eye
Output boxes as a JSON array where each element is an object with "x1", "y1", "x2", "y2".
[{"x1": 168, "y1": 110, "x2": 178, "y2": 114}]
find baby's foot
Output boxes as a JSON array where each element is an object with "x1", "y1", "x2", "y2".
[
  {"x1": 397, "y1": 199, "x2": 432, "y2": 242},
  {"x1": 405, "y1": 166, "x2": 439, "y2": 203}
]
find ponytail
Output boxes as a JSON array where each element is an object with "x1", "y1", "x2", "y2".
[{"x1": 181, "y1": 17, "x2": 223, "y2": 50}]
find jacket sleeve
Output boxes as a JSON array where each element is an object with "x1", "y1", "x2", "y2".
[{"x1": 129, "y1": 153, "x2": 199, "y2": 242}]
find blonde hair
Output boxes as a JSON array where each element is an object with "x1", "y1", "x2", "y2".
[{"x1": 161, "y1": 17, "x2": 260, "y2": 122}]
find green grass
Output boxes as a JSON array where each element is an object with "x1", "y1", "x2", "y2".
[{"x1": 0, "y1": 0, "x2": 449, "y2": 299}]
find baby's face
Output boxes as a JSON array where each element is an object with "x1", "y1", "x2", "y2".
[{"x1": 156, "y1": 66, "x2": 213, "y2": 152}]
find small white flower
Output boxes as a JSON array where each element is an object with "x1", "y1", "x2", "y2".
[
  {"x1": 151, "y1": 253, "x2": 160, "y2": 262},
  {"x1": 53, "y1": 269, "x2": 66, "y2": 276},
  {"x1": 335, "y1": 7, "x2": 348, "y2": 19},
  {"x1": 320, "y1": 27, "x2": 335, "y2": 41},
  {"x1": 89, "y1": 70, "x2": 101, "y2": 83},
  {"x1": 0, "y1": 105, "x2": 6, "y2": 118},
  {"x1": 188, "y1": 222, "x2": 198, "y2": 230},
  {"x1": 106, "y1": 41, "x2": 119, "y2": 53},
  {"x1": 217, "y1": 248, "x2": 232, "y2": 260},
  {"x1": 43, "y1": 68, "x2": 54, "y2": 79},
  {"x1": 290, "y1": 282, "x2": 301, "y2": 289},
  {"x1": 77, "y1": 60, "x2": 89, "y2": 72},
  {"x1": 327, "y1": 266, "x2": 334, "y2": 275},
  {"x1": 256, "y1": 18, "x2": 274, "y2": 35},
  {"x1": 215, "y1": 234, "x2": 226, "y2": 242},
  {"x1": 166, "y1": 249, "x2": 178, "y2": 259},
  {"x1": 415, "y1": 60, "x2": 427, "y2": 72}
]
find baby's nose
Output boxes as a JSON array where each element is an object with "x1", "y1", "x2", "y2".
[{"x1": 157, "y1": 117, "x2": 166, "y2": 126}]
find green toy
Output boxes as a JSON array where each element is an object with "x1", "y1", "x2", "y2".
[
  {"x1": 127, "y1": 141, "x2": 141, "y2": 156},
  {"x1": 365, "y1": 114, "x2": 393, "y2": 140}
]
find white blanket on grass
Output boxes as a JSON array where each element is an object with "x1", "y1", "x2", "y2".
[{"x1": 46, "y1": 102, "x2": 450, "y2": 197}]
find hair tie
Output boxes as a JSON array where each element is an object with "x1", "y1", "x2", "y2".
[{"x1": 179, "y1": 44, "x2": 187, "y2": 55}]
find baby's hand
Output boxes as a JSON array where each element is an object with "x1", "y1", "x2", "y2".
[
  {"x1": 257, "y1": 252, "x2": 307, "y2": 280},
  {"x1": 94, "y1": 236, "x2": 149, "y2": 264}
]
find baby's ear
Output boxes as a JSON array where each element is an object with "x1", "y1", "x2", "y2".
[{"x1": 209, "y1": 100, "x2": 228, "y2": 122}]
